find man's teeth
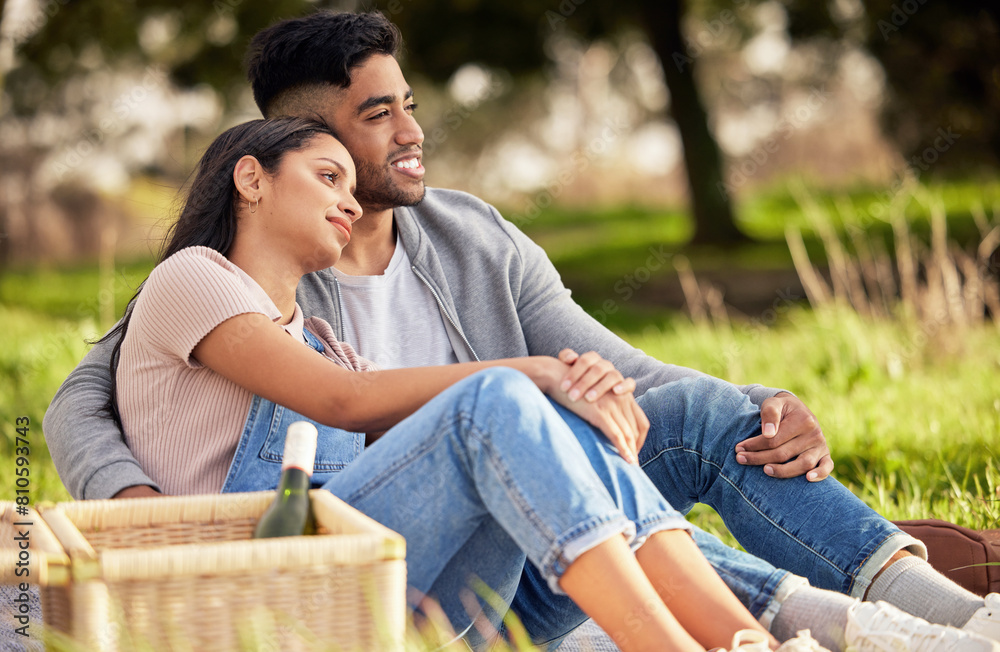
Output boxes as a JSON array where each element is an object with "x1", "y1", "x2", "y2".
[{"x1": 393, "y1": 158, "x2": 419, "y2": 169}]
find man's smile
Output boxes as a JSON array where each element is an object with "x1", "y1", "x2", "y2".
[{"x1": 390, "y1": 151, "x2": 424, "y2": 178}]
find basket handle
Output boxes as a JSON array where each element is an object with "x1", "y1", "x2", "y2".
[{"x1": 40, "y1": 507, "x2": 99, "y2": 571}]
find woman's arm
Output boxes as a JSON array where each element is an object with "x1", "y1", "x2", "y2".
[{"x1": 193, "y1": 312, "x2": 647, "y2": 462}]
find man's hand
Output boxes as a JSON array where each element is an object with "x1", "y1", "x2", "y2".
[
  {"x1": 734, "y1": 392, "x2": 833, "y2": 482},
  {"x1": 113, "y1": 485, "x2": 162, "y2": 499}
]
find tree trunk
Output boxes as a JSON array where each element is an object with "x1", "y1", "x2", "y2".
[{"x1": 641, "y1": 0, "x2": 748, "y2": 245}]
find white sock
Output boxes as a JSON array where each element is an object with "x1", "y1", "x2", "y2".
[
  {"x1": 865, "y1": 556, "x2": 983, "y2": 627},
  {"x1": 771, "y1": 585, "x2": 853, "y2": 650}
]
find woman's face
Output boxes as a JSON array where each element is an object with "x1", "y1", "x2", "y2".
[{"x1": 261, "y1": 133, "x2": 362, "y2": 273}]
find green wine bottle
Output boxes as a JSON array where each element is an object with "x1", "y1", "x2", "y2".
[{"x1": 253, "y1": 421, "x2": 318, "y2": 539}]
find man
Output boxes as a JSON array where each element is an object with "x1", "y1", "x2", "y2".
[{"x1": 44, "y1": 10, "x2": 999, "y2": 650}]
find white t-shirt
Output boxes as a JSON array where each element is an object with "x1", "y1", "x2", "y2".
[{"x1": 331, "y1": 237, "x2": 460, "y2": 369}]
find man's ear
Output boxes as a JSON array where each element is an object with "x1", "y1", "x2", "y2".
[{"x1": 233, "y1": 155, "x2": 264, "y2": 203}]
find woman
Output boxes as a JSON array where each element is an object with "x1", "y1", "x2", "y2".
[{"x1": 105, "y1": 116, "x2": 792, "y2": 652}]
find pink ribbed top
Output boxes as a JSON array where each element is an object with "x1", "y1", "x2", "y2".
[{"x1": 117, "y1": 246, "x2": 375, "y2": 495}]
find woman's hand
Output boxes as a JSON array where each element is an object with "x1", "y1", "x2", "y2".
[
  {"x1": 549, "y1": 385, "x2": 650, "y2": 465},
  {"x1": 534, "y1": 351, "x2": 648, "y2": 464},
  {"x1": 557, "y1": 349, "x2": 636, "y2": 403}
]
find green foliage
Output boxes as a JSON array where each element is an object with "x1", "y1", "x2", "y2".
[
  {"x1": 0, "y1": 259, "x2": 154, "y2": 320},
  {"x1": 0, "y1": 305, "x2": 81, "y2": 504},
  {"x1": 0, "y1": 259, "x2": 153, "y2": 505},
  {"x1": 8, "y1": 0, "x2": 313, "y2": 112},
  {"x1": 740, "y1": 177, "x2": 1000, "y2": 245},
  {"x1": 630, "y1": 305, "x2": 1000, "y2": 532}
]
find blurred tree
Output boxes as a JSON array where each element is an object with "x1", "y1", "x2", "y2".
[
  {"x1": 3, "y1": 0, "x2": 749, "y2": 244},
  {"x1": 4, "y1": 0, "x2": 309, "y2": 116},
  {"x1": 779, "y1": 0, "x2": 1000, "y2": 169},
  {"x1": 0, "y1": 0, "x2": 307, "y2": 267},
  {"x1": 373, "y1": 0, "x2": 1000, "y2": 238},
  {"x1": 855, "y1": 1, "x2": 999, "y2": 171},
  {"x1": 4, "y1": 0, "x2": 998, "y2": 251},
  {"x1": 369, "y1": 0, "x2": 748, "y2": 243}
]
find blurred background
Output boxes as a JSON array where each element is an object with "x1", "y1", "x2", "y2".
[
  {"x1": 2, "y1": 0, "x2": 999, "y2": 318},
  {"x1": 1, "y1": 0, "x2": 998, "y2": 526}
]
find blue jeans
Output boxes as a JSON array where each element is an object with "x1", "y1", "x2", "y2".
[
  {"x1": 222, "y1": 366, "x2": 689, "y2": 638},
  {"x1": 509, "y1": 376, "x2": 925, "y2": 648}
]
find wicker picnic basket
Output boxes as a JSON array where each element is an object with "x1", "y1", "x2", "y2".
[
  {"x1": 1, "y1": 503, "x2": 73, "y2": 645},
  {"x1": 35, "y1": 490, "x2": 407, "y2": 651}
]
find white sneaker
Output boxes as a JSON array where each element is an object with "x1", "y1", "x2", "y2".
[
  {"x1": 728, "y1": 629, "x2": 771, "y2": 652},
  {"x1": 846, "y1": 601, "x2": 1000, "y2": 652},
  {"x1": 778, "y1": 630, "x2": 833, "y2": 651},
  {"x1": 965, "y1": 594, "x2": 1000, "y2": 641},
  {"x1": 729, "y1": 628, "x2": 830, "y2": 652}
]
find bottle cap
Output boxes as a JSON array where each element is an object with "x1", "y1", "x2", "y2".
[{"x1": 283, "y1": 421, "x2": 318, "y2": 476}]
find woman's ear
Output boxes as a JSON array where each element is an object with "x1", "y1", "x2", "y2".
[{"x1": 233, "y1": 155, "x2": 264, "y2": 204}]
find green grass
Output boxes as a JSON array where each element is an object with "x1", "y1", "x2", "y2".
[
  {"x1": 1, "y1": 305, "x2": 88, "y2": 504},
  {"x1": 0, "y1": 258, "x2": 154, "y2": 320},
  {"x1": 628, "y1": 305, "x2": 1000, "y2": 536}
]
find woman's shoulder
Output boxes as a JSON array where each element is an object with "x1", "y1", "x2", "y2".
[
  {"x1": 136, "y1": 246, "x2": 264, "y2": 328},
  {"x1": 145, "y1": 246, "x2": 242, "y2": 296},
  {"x1": 152, "y1": 246, "x2": 236, "y2": 280},
  {"x1": 129, "y1": 247, "x2": 268, "y2": 362}
]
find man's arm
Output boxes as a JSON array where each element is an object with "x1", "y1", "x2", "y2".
[
  {"x1": 502, "y1": 217, "x2": 771, "y2": 398},
  {"x1": 43, "y1": 337, "x2": 161, "y2": 500},
  {"x1": 497, "y1": 214, "x2": 833, "y2": 480}
]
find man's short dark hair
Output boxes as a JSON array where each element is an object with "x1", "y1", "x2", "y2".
[{"x1": 246, "y1": 11, "x2": 402, "y2": 117}]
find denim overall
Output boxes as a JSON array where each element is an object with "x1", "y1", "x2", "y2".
[{"x1": 219, "y1": 329, "x2": 365, "y2": 494}]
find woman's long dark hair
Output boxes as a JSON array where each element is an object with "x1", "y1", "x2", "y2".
[{"x1": 101, "y1": 117, "x2": 337, "y2": 430}]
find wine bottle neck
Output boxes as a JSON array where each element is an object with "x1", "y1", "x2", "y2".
[{"x1": 278, "y1": 467, "x2": 312, "y2": 492}]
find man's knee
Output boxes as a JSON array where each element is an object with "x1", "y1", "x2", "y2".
[
  {"x1": 642, "y1": 375, "x2": 747, "y2": 417},
  {"x1": 639, "y1": 376, "x2": 756, "y2": 448}
]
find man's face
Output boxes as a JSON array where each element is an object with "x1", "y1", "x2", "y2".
[{"x1": 318, "y1": 54, "x2": 425, "y2": 212}]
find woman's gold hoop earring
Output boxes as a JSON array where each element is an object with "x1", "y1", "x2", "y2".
[{"x1": 248, "y1": 198, "x2": 259, "y2": 214}]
